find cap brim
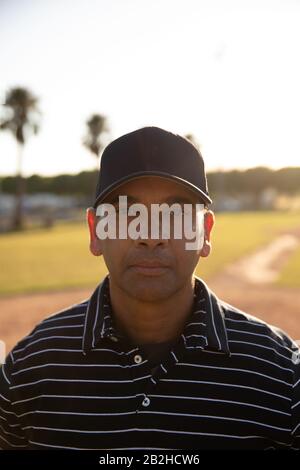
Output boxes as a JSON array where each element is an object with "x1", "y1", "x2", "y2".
[{"x1": 93, "y1": 171, "x2": 212, "y2": 208}]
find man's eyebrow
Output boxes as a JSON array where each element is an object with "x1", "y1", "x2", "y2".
[
  {"x1": 106, "y1": 195, "x2": 197, "y2": 205},
  {"x1": 109, "y1": 195, "x2": 140, "y2": 205},
  {"x1": 163, "y1": 195, "x2": 196, "y2": 205}
]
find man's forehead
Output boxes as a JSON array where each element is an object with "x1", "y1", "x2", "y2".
[{"x1": 103, "y1": 176, "x2": 201, "y2": 204}]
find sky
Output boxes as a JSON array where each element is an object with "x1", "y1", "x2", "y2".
[{"x1": 0, "y1": 0, "x2": 300, "y2": 177}]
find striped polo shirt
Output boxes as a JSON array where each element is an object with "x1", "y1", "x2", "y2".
[{"x1": 0, "y1": 275, "x2": 299, "y2": 450}]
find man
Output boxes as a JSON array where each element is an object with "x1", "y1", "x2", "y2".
[{"x1": 0, "y1": 126, "x2": 299, "y2": 450}]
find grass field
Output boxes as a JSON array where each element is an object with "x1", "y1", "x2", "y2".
[{"x1": 0, "y1": 211, "x2": 299, "y2": 295}]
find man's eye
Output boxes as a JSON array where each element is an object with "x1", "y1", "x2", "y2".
[
  {"x1": 172, "y1": 206, "x2": 193, "y2": 216},
  {"x1": 183, "y1": 206, "x2": 193, "y2": 215},
  {"x1": 172, "y1": 207, "x2": 183, "y2": 216},
  {"x1": 115, "y1": 205, "x2": 133, "y2": 215}
]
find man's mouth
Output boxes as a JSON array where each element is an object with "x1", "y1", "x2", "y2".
[{"x1": 129, "y1": 260, "x2": 170, "y2": 276}]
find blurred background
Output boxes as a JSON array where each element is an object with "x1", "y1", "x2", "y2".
[{"x1": 0, "y1": 0, "x2": 299, "y2": 353}]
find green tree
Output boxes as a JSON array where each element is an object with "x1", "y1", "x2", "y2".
[
  {"x1": 83, "y1": 114, "x2": 109, "y2": 160},
  {"x1": 83, "y1": 113, "x2": 109, "y2": 203},
  {"x1": 0, "y1": 87, "x2": 41, "y2": 230}
]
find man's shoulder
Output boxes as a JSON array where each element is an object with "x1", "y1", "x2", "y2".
[
  {"x1": 219, "y1": 298, "x2": 299, "y2": 358},
  {"x1": 10, "y1": 298, "x2": 89, "y2": 362},
  {"x1": 196, "y1": 276, "x2": 298, "y2": 355},
  {"x1": 39, "y1": 298, "x2": 89, "y2": 325}
]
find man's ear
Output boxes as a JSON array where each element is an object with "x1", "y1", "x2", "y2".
[
  {"x1": 86, "y1": 207, "x2": 103, "y2": 256},
  {"x1": 200, "y1": 210, "x2": 215, "y2": 258}
]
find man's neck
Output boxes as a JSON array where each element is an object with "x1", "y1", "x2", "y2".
[{"x1": 108, "y1": 278, "x2": 195, "y2": 345}]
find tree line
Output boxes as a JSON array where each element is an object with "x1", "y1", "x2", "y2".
[{"x1": 1, "y1": 166, "x2": 300, "y2": 199}]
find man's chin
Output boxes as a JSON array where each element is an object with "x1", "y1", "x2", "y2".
[{"x1": 123, "y1": 272, "x2": 176, "y2": 302}]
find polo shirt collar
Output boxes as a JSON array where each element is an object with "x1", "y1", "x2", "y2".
[{"x1": 82, "y1": 275, "x2": 230, "y2": 356}]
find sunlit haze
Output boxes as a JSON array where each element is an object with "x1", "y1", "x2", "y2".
[{"x1": 0, "y1": 0, "x2": 300, "y2": 177}]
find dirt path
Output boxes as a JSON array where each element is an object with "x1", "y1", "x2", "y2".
[
  {"x1": 0, "y1": 287, "x2": 93, "y2": 355},
  {"x1": 224, "y1": 234, "x2": 299, "y2": 284},
  {"x1": 209, "y1": 232, "x2": 300, "y2": 342}
]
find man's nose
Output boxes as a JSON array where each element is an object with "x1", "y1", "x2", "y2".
[
  {"x1": 133, "y1": 212, "x2": 170, "y2": 248},
  {"x1": 134, "y1": 235, "x2": 169, "y2": 248}
]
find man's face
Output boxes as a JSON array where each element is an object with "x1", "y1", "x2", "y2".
[{"x1": 88, "y1": 176, "x2": 213, "y2": 302}]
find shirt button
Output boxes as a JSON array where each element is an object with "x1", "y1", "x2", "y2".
[
  {"x1": 292, "y1": 351, "x2": 300, "y2": 364},
  {"x1": 142, "y1": 397, "x2": 150, "y2": 407},
  {"x1": 110, "y1": 335, "x2": 118, "y2": 342},
  {"x1": 134, "y1": 354, "x2": 142, "y2": 364}
]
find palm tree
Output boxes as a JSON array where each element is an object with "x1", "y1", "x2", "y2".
[
  {"x1": 83, "y1": 114, "x2": 109, "y2": 160},
  {"x1": 83, "y1": 113, "x2": 109, "y2": 202},
  {"x1": 0, "y1": 87, "x2": 41, "y2": 230}
]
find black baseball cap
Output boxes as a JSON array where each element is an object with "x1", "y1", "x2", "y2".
[{"x1": 93, "y1": 126, "x2": 212, "y2": 208}]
